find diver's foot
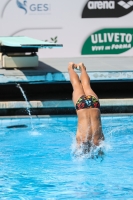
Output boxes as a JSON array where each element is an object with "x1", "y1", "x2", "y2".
[
  {"x1": 68, "y1": 62, "x2": 77, "y2": 70},
  {"x1": 77, "y1": 63, "x2": 86, "y2": 71}
]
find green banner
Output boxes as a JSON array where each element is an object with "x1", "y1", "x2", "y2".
[{"x1": 81, "y1": 28, "x2": 133, "y2": 55}]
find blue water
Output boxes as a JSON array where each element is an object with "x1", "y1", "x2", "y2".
[{"x1": 0, "y1": 115, "x2": 133, "y2": 200}]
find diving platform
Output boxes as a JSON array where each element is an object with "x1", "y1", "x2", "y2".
[{"x1": 0, "y1": 36, "x2": 63, "y2": 68}]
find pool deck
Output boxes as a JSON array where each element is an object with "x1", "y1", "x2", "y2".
[
  {"x1": 0, "y1": 57, "x2": 133, "y2": 83},
  {"x1": 0, "y1": 56, "x2": 133, "y2": 113}
]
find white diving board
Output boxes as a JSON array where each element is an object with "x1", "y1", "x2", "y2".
[
  {"x1": 0, "y1": 36, "x2": 63, "y2": 48},
  {"x1": 0, "y1": 36, "x2": 63, "y2": 68}
]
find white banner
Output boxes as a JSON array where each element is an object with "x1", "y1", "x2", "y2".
[{"x1": 0, "y1": 0, "x2": 133, "y2": 58}]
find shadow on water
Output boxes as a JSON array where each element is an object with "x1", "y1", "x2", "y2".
[{"x1": 6, "y1": 125, "x2": 27, "y2": 129}]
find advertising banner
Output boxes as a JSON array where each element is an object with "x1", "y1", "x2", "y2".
[
  {"x1": 82, "y1": 28, "x2": 133, "y2": 55},
  {"x1": 82, "y1": 0, "x2": 133, "y2": 18},
  {"x1": 0, "y1": 0, "x2": 133, "y2": 58}
]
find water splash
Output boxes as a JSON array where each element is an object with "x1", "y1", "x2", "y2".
[
  {"x1": 71, "y1": 138, "x2": 106, "y2": 161},
  {"x1": 16, "y1": 83, "x2": 34, "y2": 130},
  {"x1": 29, "y1": 130, "x2": 42, "y2": 136}
]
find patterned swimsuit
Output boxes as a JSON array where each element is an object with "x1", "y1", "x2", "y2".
[{"x1": 76, "y1": 95, "x2": 100, "y2": 110}]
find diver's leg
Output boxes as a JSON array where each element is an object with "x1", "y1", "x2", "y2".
[
  {"x1": 68, "y1": 62, "x2": 85, "y2": 105},
  {"x1": 78, "y1": 63, "x2": 99, "y2": 99}
]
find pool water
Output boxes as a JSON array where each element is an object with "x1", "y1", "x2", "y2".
[{"x1": 0, "y1": 115, "x2": 133, "y2": 200}]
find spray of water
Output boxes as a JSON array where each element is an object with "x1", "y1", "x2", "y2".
[
  {"x1": 71, "y1": 139, "x2": 105, "y2": 160},
  {"x1": 16, "y1": 83, "x2": 34, "y2": 130},
  {"x1": 71, "y1": 123, "x2": 107, "y2": 160}
]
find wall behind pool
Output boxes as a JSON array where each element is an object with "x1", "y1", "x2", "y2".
[{"x1": 0, "y1": 0, "x2": 133, "y2": 58}]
